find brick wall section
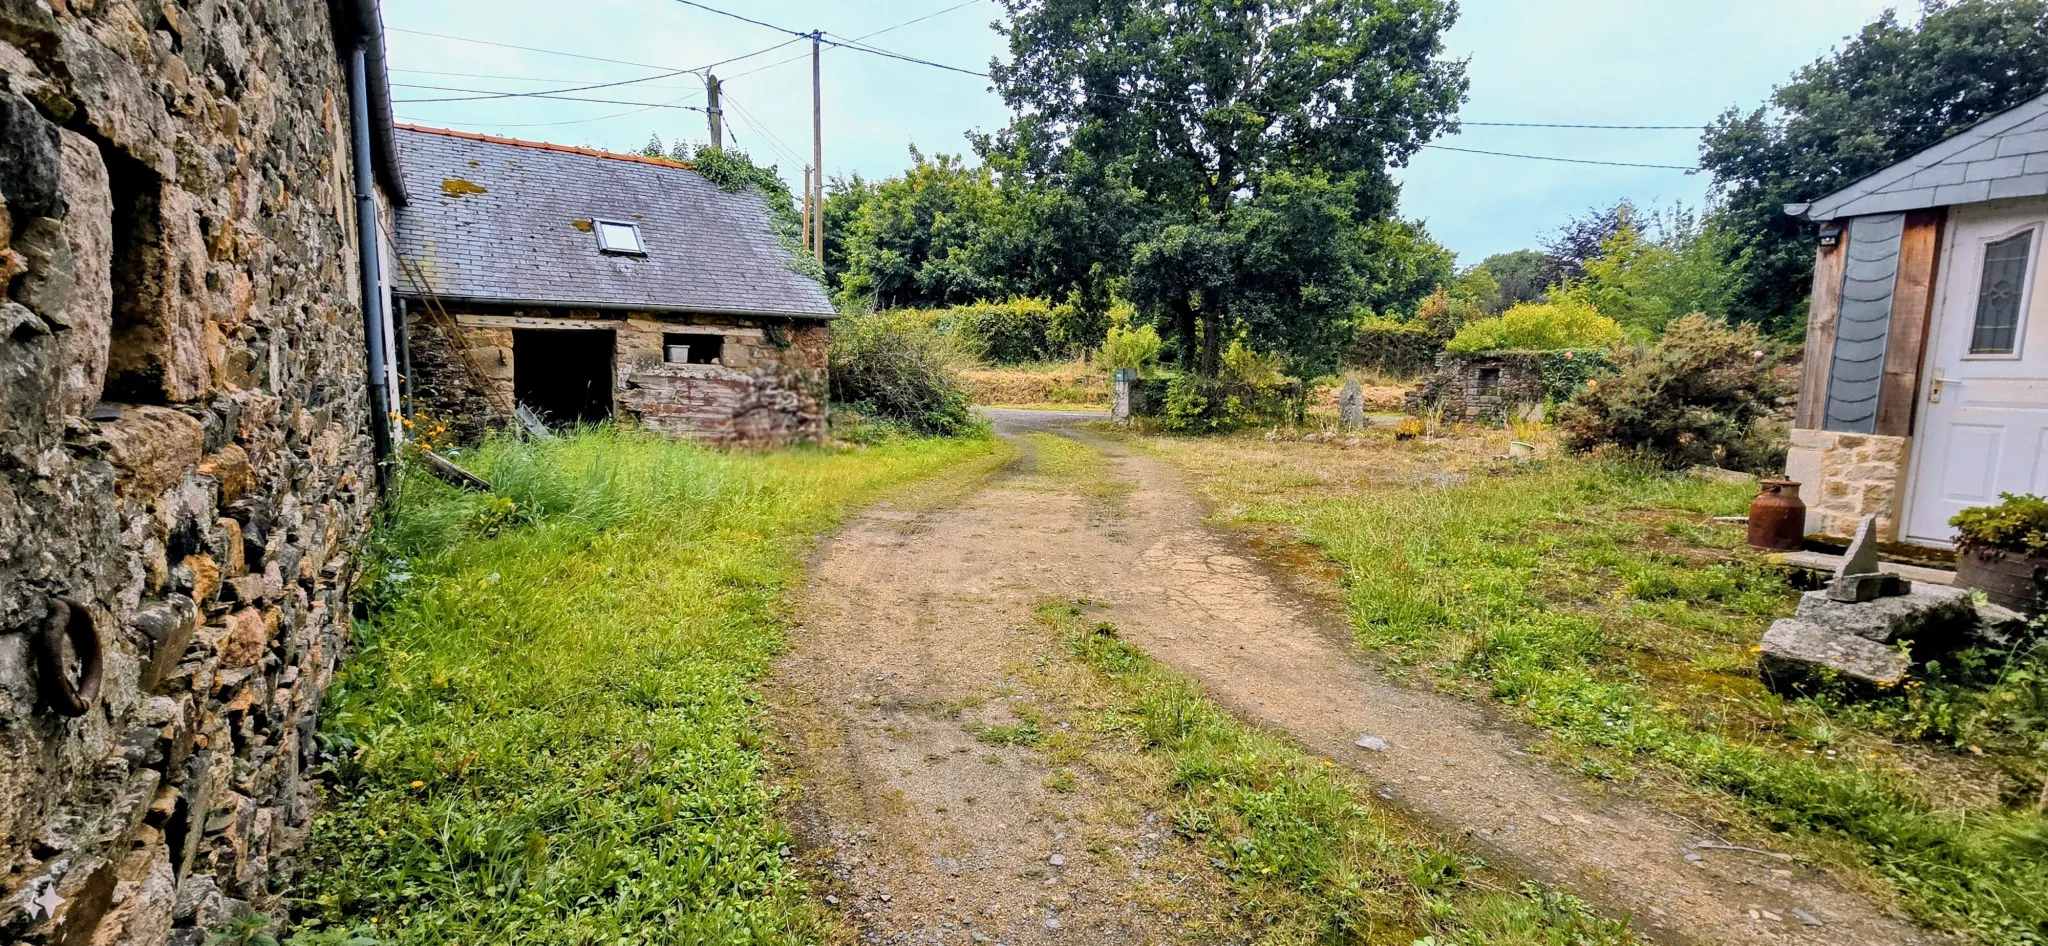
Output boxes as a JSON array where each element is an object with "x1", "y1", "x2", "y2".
[
  {"x1": 0, "y1": 4, "x2": 376, "y2": 944},
  {"x1": 412, "y1": 305, "x2": 829, "y2": 447},
  {"x1": 1785, "y1": 429, "x2": 1911, "y2": 541}
]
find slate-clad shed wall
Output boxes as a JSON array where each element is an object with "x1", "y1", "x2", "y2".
[{"x1": 1824, "y1": 213, "x2": 1906, "y2": 432}]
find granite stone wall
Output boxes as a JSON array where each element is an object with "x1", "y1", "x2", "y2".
[
  {"x1": 0, "y1": 3, "x2": 377, "y2": 943},
  {"x1": 412, "y1": 306, "x2": 830, "y2": 447}
]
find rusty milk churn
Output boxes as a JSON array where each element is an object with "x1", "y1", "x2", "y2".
[{"x1": 1747, "y1": 480, "x2": 1806, "y2": 551}]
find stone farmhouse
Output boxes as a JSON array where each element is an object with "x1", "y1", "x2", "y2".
[
  {"x1": 391, "y1": 125, "x2": 836, "y2": 447},
  {"x1": 1, "y1": 1, "x2": 410, "y2": 943},
  {"x1": 1785, "y1": 89, "x2": 2048, "y2": 546}
]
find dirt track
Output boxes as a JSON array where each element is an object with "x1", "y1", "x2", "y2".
[{"x1": 771, "y1": 410, "x2": 1926, "y2": 946}]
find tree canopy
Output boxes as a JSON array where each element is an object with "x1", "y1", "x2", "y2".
[
  {"x1": 1700, "y1": 0, "x2": 2048, "y2": 333},
  {"x1": 987, "y1": 0, "x2": 1467, "y2": 375}
]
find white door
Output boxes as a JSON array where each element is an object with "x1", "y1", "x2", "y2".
[{"x1": 1905, "y1": 204, "x2": 2048, "y2": 545}]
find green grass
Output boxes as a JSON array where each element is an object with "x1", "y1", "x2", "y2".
[
  {"x1": 1167, "y1": 448, "x2": 2048, "y2": 946},
  {"x1": 1040, "y1": 601, "x2": 1638, "y2": 946},
  {"x1": 293, "y1": 428, "x2": 998, "y2": 945}
]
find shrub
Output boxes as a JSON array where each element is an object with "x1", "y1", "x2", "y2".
[
  {"x1": 828, "y1": 309, "x2": 978, "y2": 436},
  {"x1": 1154, "y1": 342, "x2": 1304, "y2": 433},
  {"x1": 1098, "y1": 322, "x2": 1163, "y2": 373},
  {"x1": 1446, "y1": 299, "x2": 1623, "y2": 353},
  {"x1": 1348, "y1": 317, "x2": 1438, "y2": 378},
  {"x1": 1558, "y1": 314, "x2": 1787, "y2": 471},
  {"x1": 1951, "y1": 493, "x2": 2048, "y2": 555},
  {"x1": 954, "y1": 298, "x2": 1056, "y2": 364}
]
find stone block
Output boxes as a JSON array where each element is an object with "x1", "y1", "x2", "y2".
[
  {"x1": 1794, "y1": 586, "x2": 1975, "y2": 644},
  {"x1": 102, "y1": 405, "x2": 205, "y2": 499},
  {"x1": 1759, "y1": 618, "x2": 1910, "y2": 692}
]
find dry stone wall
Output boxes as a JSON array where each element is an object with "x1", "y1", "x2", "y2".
[{"x1": 1, "y1": 3, "x2": 376, "y2": 944}]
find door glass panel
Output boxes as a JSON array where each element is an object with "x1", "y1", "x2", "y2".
[{"x1": 1970, "y1": 230, "x2": 2032, "y2": 354}]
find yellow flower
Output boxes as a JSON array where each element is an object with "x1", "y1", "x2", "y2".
[{"x1": 410, "y1": 780, "x2": 425, "y2": 788}]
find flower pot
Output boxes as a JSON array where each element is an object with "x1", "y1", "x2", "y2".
[
  {"x1": 1955, "y1": 545, "x2": 2048, "y2": 615},
  {"x1": 1746, "y1": 479, "x2": 1805, "y2": 551}
]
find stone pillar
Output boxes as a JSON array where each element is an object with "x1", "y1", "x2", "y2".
[{"x1": 1112, "y1": 368, "x2": 1137, "y2": 424}]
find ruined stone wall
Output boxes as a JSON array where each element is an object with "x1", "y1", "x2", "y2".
[
  {"x1": 1785, "y1": 429, "x2": 1910, "y2": 541},
  {"x1": 0, "y1": 3, "x2": 376, "y2": 943},
  {"x1": 412, "y1": 305, "x2": 830, "y2": 447},
  {"x1": 1403, "y1": 352, "x2": 1546, "y2": 423}
]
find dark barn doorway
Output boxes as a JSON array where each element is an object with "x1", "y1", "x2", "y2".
[{"x1": 513, "y1": 329, "x2": 615, "y2": 426}]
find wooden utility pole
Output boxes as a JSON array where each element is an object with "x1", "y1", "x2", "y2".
[
  {"x1": 704, "y1": 72, "x2": 722, "y2": 150},
  {"x1": 811, "y1": 31, "x2": 824, "y2": 266},
  {"x1": 801, "y1": 166, "x2": 813, "y2": 252}
]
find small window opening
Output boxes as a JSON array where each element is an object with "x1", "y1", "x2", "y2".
[
  {"x1": 1970, "y1": 230, "x2": 2033, "y2": 355},
  {"x1": 594, "y1": 219, "x2": 645, "y2": 255},
  {"x1": 663, "y1": 332, "x2": 725, "y2": 365},
  {"x1": 1477, "y1": 366, "x2": 1502, "y2": 394},
  {"x1": 102, "y1": 144, "x2": 171, "y2": 403}
]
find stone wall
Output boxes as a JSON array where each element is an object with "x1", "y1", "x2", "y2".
[
  {"x1": 1785, "y1": 429, "x2": 1911, "y2": 541},
  {"x1": 411, "y1": 305, "x2": 830, "y2": 447},
  {"x1": 0, "y1": 3, "x2": 377, "y2": 944},
  {"x1": 1404, "y1": 351, "x2": 1545, "y2": 423}
]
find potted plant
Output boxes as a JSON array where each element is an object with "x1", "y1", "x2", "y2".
[{"x1": 1950, "y1": 493, "x2": 2048, "y2": 614}]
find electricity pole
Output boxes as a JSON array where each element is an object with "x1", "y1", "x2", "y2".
[
  {"x1": 811, "y1": 31, "x2": 824, "y2": 266},
  {"x1": 704, "y1": 72, "x2": 722, "y2": 151},
  {"x1": 801, "y1": 166, "x2": 814, "y2": 252}
]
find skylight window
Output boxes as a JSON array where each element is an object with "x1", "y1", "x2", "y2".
[{"x1": 594, "y1": 219, "x2": 645, "y2": 255}]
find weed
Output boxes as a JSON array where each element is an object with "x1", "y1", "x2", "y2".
[
  {"x1": 297, "y1": 428, "x2": 995, "y2": 944},
  {"x1": 1040, "y1": 602, "x2": 1639, "y2": 946},
  {"x1": 1149, "y1": 438, "x2": 2048, "y2": 945},
  {"x1": 975, "y1": 724, "x2": 1045, "y2": 746}
]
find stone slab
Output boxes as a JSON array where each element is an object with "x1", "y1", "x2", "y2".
[
  {"x1": 1792, "y1": 585, "x2": 1975, "y2": 645},
  {"x1": 1759, "y1": 618, "x2": 1911, "y2": 692}
]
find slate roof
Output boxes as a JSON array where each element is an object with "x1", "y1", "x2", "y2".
[
  {"x1": 391, "y1": 125, "x2": 834, "y2": 319},
  {"x1": 1790, "y1": 90, "x2": 2048, "y2": 220}
]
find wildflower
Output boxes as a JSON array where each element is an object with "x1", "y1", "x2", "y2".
[{"x1": 410, "y1": 780, "x2": 425, "y2": 788}]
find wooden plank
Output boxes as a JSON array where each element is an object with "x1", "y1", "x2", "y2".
[
  {"x1": 1796, "y1": 238, "x2": 1847, "y2": 430},
  {"x1": 456, "y1": 314, "x2": 623, "y2": 331},
  {"x1": 1875, "y1": 209, "x2": 1947, "y2": 437},
  {"x1": 1771, "y1": 550, "x2": 1956, "y2": 586}
]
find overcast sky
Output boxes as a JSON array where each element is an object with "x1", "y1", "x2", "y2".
[{"x1": 385, "y1": 0, "x2": 1906, "y2": 265}]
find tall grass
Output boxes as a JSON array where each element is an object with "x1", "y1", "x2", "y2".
[
  {"x1": 1276, "y1": 459, "x2": 2048, "y2": 946},
  {"x1": 295, "y1": 428, "x2": 994, "y2": 944}
]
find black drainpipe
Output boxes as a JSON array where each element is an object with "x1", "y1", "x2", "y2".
[
  {"x1": 348, "y1": 43, "x2": 394, "y2": 490},
  {"x1": 397, "y1": 297, "x2": 414, "y2": 418}
]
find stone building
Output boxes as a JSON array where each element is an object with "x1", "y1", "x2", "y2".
[
  {"x1": 1403, "y1": 351, "x2": 1588, "y2": 423},
  {"x1": 0, "y1": 1, "x2": 404, "y2": 943},
  {"x1": 1783, "y1": 90, "x2": 2048, "y2": 544},
  {"x1": 391, "y1": 125, "x2": 835, "y2": 447}
]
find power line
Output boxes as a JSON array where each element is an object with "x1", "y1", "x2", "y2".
[
  {"x1": 1461, "y1": 121, "x2": 1703, "y2": 130},
  {"x1": 1421, "y1": 144, "x2": 1697, "y2": 170},
  {"x1": 389, "y1": 27, "x2": 683, "y2": 72},
  {"x1": 393, "y1": 67, "x2": 700, "y2": 90},
  {"x1": 666, "y1": 0, "x2": 992, "y2": 77},
  {"x1": 720, "y1": 89, "x2": 806, "y2": 168},
  {"x1": 822, "y1": 32, "x2": 989, "y2": 77},
  {"x1": 725, "y1": 0, "x2": 988, "y2": 80},
  {"x1": 394, "y1": 84, "x2": 707, "y2": 111},
  {"x1": 392, "y1": 36, "x2": 805, "y2": 104}
]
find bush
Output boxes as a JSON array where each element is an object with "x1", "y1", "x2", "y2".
[
  {"x1": 828, "y1": 309, "x2": 978, "y2": 436},
  {"x1": 1446, "y1": 299, "x2": 1623, "y2": 353},
  {"x1": 1558, "y1": 314, "x2": 1787, "y2": 471},
  {"x1": 1098, "y1": 322, "x2": 1163, "y2": 373},
  {"x1": 1154, "y1": 342, "x2": 1304, "y2": 433},
  {"x1": 1951, "y1": 493, "x2": 2048, "y2": 554},
  {"x1": 954, "y1": 298, "x2": 1057, "y2": 364},
  {"x1": 1348, "y1": 318, "x2": 1438, "y2": 378}
]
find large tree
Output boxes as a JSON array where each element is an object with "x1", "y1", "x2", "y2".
[
  {"x1": 1700, "y1": 0, "x2": 2048, "y2": 333},
  {"x1": 990, "y1": 0, "x2": 1466, "y2": 375}
]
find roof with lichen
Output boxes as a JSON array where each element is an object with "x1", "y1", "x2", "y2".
[{"x1": 390, "y1": 125, "x2": 834, "y2": 319}]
